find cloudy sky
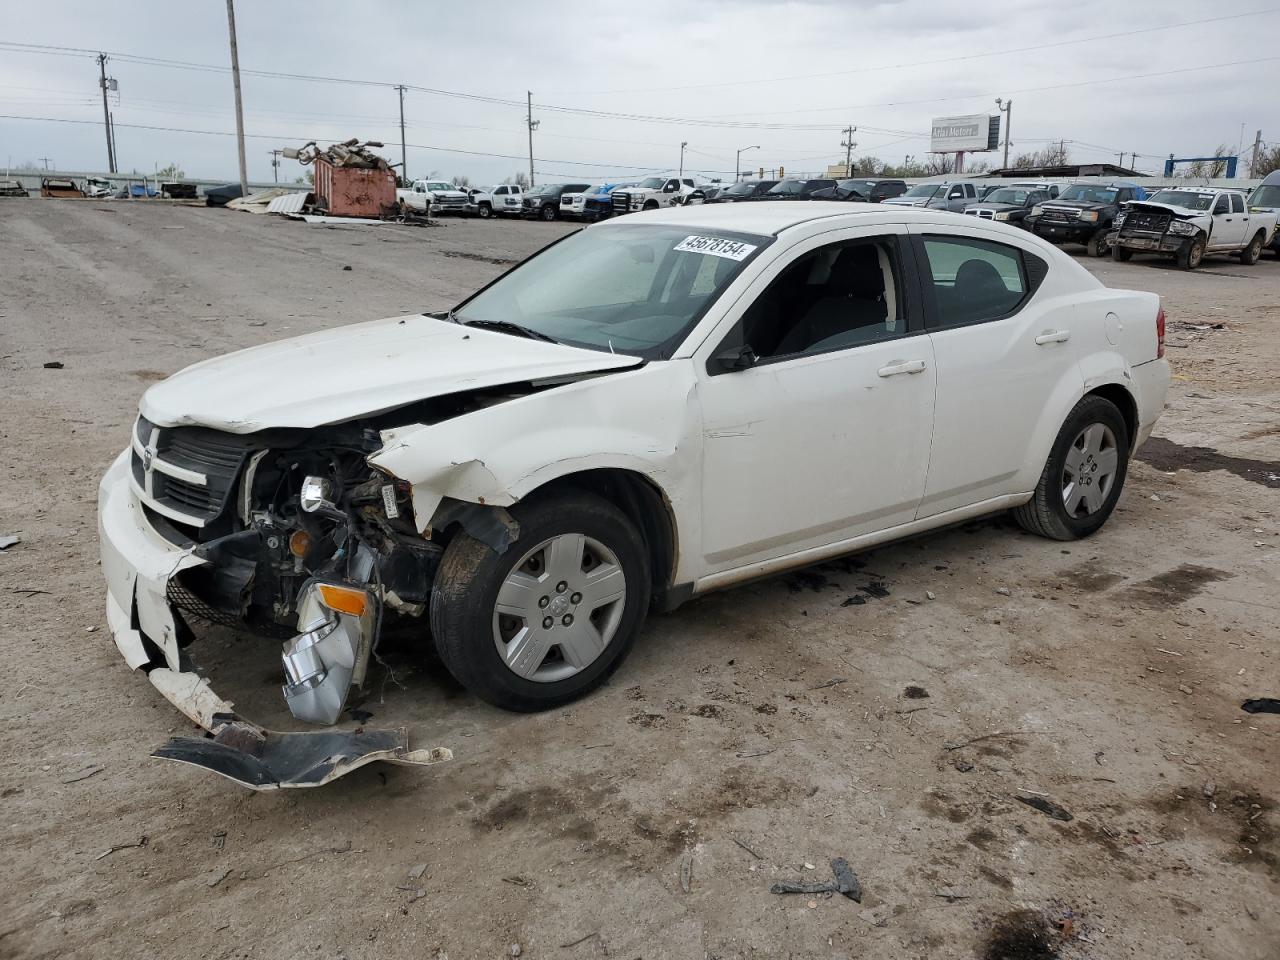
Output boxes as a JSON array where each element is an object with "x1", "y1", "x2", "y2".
[{"x1": 1, "y1": 1, "x2": 1275, "y2": 185}]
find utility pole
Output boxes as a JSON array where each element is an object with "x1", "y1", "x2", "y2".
[
  {"x1": 735, "y1": 144, "x2": 759, "y2": 182},
  {"x1": 526, "y1": 91, "x2": 539, "y2": 188},
  {"x1": 109, "y1": 112, "x2": 117, "y2": 169},
  {"x1": 679, "y1": 141, "x2": 687, "y2": 179},
  {"x1": 225, "y1": 0, "x2": 249, "y2": 198},
  {"x1": 269, "y1": 149, "x2": 281, "y2": 182},
  {"x1": 841, "y1": 125, "x2": 856, "y2": 176},
  {"x1": 1250, "y1": 129, "x2": 1263, "y2": 177},
  {"x1": 995, "y1": 97, "x2": 1012, "y2": 169},
  {"x1": 97, "y1": 54, "x2": 116, "y2": 173},
  {"x1": 396, "y1": 85, "x2": 407, "y2": 184},
  {"x1": 39, "y1": 157, "x2": 53, "y2": 171}
]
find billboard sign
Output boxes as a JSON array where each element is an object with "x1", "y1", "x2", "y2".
[{"x1": 930, "y1": 114, "x2": 1000, "y2": 153}]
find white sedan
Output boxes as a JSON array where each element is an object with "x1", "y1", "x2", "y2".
[{"x1": 99, "y1": 202, "x2": 1169, "y2": 787}]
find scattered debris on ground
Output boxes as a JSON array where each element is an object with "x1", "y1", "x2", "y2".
[
  {"x1": 981, "y1": 908, "x2": 1059, "y2": 960},
  {"x1": 1242, "y1": 698, "x2": 1280, "y2": 714},
  {"x1": 1015, "y1": 794, "x2": 1074, "y2": 822},
  {"x1": 770, "y1": 857, "x2": 862, "y2": 902}
]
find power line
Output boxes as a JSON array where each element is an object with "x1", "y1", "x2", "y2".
[{"x1": 540, "y1": 10, "x2": 1279, "y2": 95}]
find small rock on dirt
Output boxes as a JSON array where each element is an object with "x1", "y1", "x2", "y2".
[
  {"x1": 0, "y1": 535, "x2": 20, "y2": 550},
  {"x1": 995, "y1": 586, "x2": 1012, "y2": 596},
  {"x1": 408, "y1": 863, "x2": 428, "y2": 880},
  {"x1": 206, "y1": 867, "x2": 232, "y2": 888},
  {"x1": 1015, "y1": 794, "x2": 1074, "y2": 822}
]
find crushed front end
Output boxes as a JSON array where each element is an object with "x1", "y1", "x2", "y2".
[{"x1": 97, "y1": 415, "x2": 452, "y2": 789}]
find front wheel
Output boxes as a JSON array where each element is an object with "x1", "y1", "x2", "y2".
[
  {"x1": 429, "y1": 491, "x2": 651, "y2": 711},
  {"x1": 1239, "y1": 232, "x2": 1264, "y2": 265},
  {"x1": 1086, "y1": 229, "x2": 1111, "y2": 258},
  {"x1": 476, "y1": 202, "x2": 493, "y2": 219},
  {"x1": 1111, "y1": 245, "x2": 1133, "y2": 263},
  {"x1": 1178, "y1": 237, "x2": 1206, "y2": 270},
  {"x1": 539, "y1": 204, "x2": 557, "y2": 221},
  {"x1": 1012, "y1": 395, "x2": 1130, "y2": 541},
  {"x1": 643, "y1": 200, "x2": 659, "y2": 211}
]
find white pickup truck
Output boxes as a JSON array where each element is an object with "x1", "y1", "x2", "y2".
[
  {"x1": 466, "y1": 184, "x2": 523, "y2": 218},
  {"x1": 610, "y1": 176, "x2": 699, "y2": 215},
  {"x1": 1110, "y1": 187, "x2": 1277, "y2": 269},
  {"x1": 396, "y1": 179, "x2": 472, "y2": 216}
]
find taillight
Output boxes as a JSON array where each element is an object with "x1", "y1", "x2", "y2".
[{"x1": 1156, "y1": 306, "x2": 1166, "y2": 359}]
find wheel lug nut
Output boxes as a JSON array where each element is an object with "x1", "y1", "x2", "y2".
[
  {"x1": 538, "y1": 596, "x2": 550, "y2": 608},
  {"x1": 556, "y1": 581, "x2": 568, "y2": 593},
  {"x1": 562, "y1": 614, "x2": 573, "y2": 626},
  {"x1": 570, "y1": 592, "x2": 582, "y2": 604},
  {"x1": 542, "y1": 617, "x2": 553, "y2": 629}
]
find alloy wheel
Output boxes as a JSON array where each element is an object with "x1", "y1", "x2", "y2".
[{"x1": 1061, "y1": 423, "x2": 1118, "y2": 517}]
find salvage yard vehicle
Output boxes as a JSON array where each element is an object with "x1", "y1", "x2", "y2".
[
  {"x1": 1248, "y1": 169, "x2": 1280, "y2": 257},
  {"x1": 1025, "y1": 182, "x2": 1142, "y2": 257},
  {"x1": 964, "y1": 186, "x2": 1051, "y2": 226},
  {"x1": 705, "y1": 179, "x2": 779, "y2": 203},
  {"x1": 467, "y1": 183, "x2": 522, "y2": 218},
  {"x1": 522, "y1": 182, "x2": 592, "y2": 221},
  {"x1": 560, "y1": 183, "x2": 620, "y2": 221},
  {"x1": 1110, "y1": 187, "x2": 1276, "y2": 269},
  {"x1": 40, "y1": 177, "x2": 86, "y2": 198},
  {"x1": 0, "y1": 178, "x2": 29, "y2": 197},
  {"x1": 809, "y1": 178, "x2": 908, "y2": 203},
  {"x1": 100, "y1": 202, "x2": 1169, "y2": 788},
  {"x1": 610, "y1": 176, "x2": 699, "y2": 214},
  {"x1": 398, "y1": 179, "x2": 471, "y2": 216},
  {"x1": 880, "y1": 180, "x2": 981, "y2": 212},
  {"x1": 758, "y1": 178, "x2": 839, "y2": 201}
]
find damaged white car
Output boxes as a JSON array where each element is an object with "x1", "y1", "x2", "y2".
[{"x1": 100, "y1": 202, "x2": 1170, "y2": 788}]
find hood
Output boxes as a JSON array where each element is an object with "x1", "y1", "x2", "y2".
[
  {"x1": 430, "y1": 188, "x2": 469, "y2": 198},
  {"x1": 140, "y1": 314, "x2": 641, "y2": 434},
  {"x1": 881, "y1": 196, "x2": 928, "y2": 206},
  {"x1": 1041, "y1": 199, "x2": 1111, "y2": 213},
  {"x1": 1124, "y1": 200, "x2": 1202, "y2": 218},
  {"x1": 968, "y1": 202, "x2": 1022, "y2": 213}
]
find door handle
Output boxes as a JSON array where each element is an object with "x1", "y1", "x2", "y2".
[
  {"x1": 1035, "y1": 330, "x2": 1071, "y2": 345},
  {"x1": 877, "y1": 359, "x2": 927, "y2": 377}
]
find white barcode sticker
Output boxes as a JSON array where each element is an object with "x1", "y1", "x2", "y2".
[
  {"x1": 674, "y1": 235, "x2": 757, "y2": 260},
  {"x1": 381, "y1": 483, "x2": 400, "y2": 519}
]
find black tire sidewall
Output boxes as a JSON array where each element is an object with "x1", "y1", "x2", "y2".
[
  {"x1": 431, "y1": 492, "x2": 650, "y2": 710},
  {"x1": 1042, "y1": 397, "x2": 1131, "y2": 538},
  {"x1": 540, "y1": 204, "x2": 556, "y2": 221}
]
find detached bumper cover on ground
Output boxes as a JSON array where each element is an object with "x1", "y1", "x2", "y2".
[{"x1": 98, "y1": 451, "x2": 451, "y2": 790}]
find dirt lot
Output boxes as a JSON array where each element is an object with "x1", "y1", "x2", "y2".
[{"x1": 1, "y1": 199, "x2": 1277, "y2": 960}]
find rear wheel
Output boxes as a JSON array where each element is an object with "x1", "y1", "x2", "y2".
[
  {"x1": 1086, "y1": 228, "x2": 1111, "y2": 258},
  {"x1": 1239, "y1": 231, "x2": 1264, "y2": 265},
  {"x1": 1013, "y1": 395, "x2": 1130, "y2": 541},
  {"x1": 1177, "y1": 237, "x2": 1206, "y2": 270},
  {"x1": 430, "y1": 491, "x2": 650, "y2": 711},
  {"x1": 1111, "y1": 245, "x2": 1133, "y2": 263}
]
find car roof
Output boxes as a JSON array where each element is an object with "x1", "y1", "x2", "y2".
[{"x1": 605, "y1": 200, "x2": 962, "y2": 236}]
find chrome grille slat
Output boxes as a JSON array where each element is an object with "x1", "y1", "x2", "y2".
[{"x1": 131, "y1": 416, "x2": 254, "y2": 531}]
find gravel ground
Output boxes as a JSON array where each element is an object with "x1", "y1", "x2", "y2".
[{"x1": 1, "y1": 199, "x2": 1277, "y2": 960}]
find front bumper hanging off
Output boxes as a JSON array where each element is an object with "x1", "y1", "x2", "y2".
[{"x1": 99, "y1": 451, "x2": 451, "y2": 790}]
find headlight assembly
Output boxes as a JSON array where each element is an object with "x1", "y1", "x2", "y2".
[
  {"x1": 1168, "y1": 220, "x2": 1198, "y2": 237},
  {"x1": 1114, "y1": 212, "x2": 1127, "y2": 228},
  {"x1": 1030, "y1": 204, "x2": 1044, "y2": 217},
  {"x1": 1078, "y1": 210, "x2": 1100, "y2": 222},
  {"x1": 994, "y1": 212, "x2": 1012, "y2": 221}
]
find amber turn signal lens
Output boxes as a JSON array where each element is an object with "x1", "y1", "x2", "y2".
[
  {"x1": 316, "y1": 583, "x2": 369, "y2": 617},
  {"x1": 288, "y1": 530, "x2": 312, "y2": 557}
]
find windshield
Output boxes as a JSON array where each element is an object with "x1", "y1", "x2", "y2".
[
  {"x1": 1057, "y1": 185, "x2": 1117, "y2": 203},
  {"x1": 903, "y1": 184, "x2": 943, "y2": 198},
  {"x1": 1251, "y1": 184, "x2": 1280, "y2": 208},
  {"x1": 453, "y1": 225, "x2": 770, "y2": 359},
  {"x1": 1148, "y1": 190, "x2": 1216, "y2": 211},
  {"x1": 985, "y1": 188, "x2": 1031, "y2": 204},
  {"x1": 723, "y1": 181, "x2": 757, "y2": 196},
  {"x1": 637, "y1": 177, "x2": 666, "y2": 189},
  {"x1": 767, "y1": 180, "x2": 804, "y2": 195}
]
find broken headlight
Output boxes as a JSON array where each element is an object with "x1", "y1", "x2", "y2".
[
  {"x1": 1168, "y1": 219, "x2": 1198, "y2": 237},
  {"x1": 1114, "y1": 212, "x2": 1127, "y2": 228}
]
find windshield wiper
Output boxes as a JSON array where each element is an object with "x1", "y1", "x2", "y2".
[{"x1": 460, "y1": 318, "x2": 559, "y2": 343}]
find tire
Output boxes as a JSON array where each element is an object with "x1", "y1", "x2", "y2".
[
  {"x1": 1012, "y1": 394, "x2": 1131, "y2": 541},
  {"x1": 429, "y1": 491, "x2": 651, "y2": 711},
  {"x1": 539, "y1": 204, "x2": 557, "y2": 222},
  {"x1": 643, "y1": 200, "x2": 659, "y2": 211},
  {"x1": 1111, "y1": 245, "x2": 1133, "y2": 263},
  {"x1": 1239, "y1": 232, "x2": 1264, "y2": 265},
  {"x1": 1177, "y1": 236, "x2": 1205, "y2": 270},
  {"x1": 1086, "y1": 228, "x2": 1111, "y2": 258},
  {"x1": 477, "y1": 202, "x2": 493, "y2": 220}
]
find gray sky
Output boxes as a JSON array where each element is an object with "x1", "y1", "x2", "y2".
[{"x1": 2, "y1": 1, "x2": 1276, "y2": 185}]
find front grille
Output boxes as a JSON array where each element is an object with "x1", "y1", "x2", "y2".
[
  {"x1": 1123, "y1": 211, "x2": 1170, "y2": 234},
  {"x1": 131, "y1": 417, "x2": 256, "y2": 531},
  {"x1": 611, "y1": 192, "x2": 630, "y2": 213},
  {"x1": 966, "y1": 209, "x2": 995, "y2": 219},
  {"x1": 1040, "y1": 207, "x2": 1078, "y2": 223}
]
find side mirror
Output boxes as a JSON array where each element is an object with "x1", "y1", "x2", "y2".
[{"x1": 713, "y1": 344, "x2": 759, "y2": 372}]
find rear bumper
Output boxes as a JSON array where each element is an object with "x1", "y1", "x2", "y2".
[
  {"x1": 1130, "y1": 358, "x2": 1171, "y2": 451},
  {"x1": 97, "y1": 450, "x2": 451, "y2": 790}
]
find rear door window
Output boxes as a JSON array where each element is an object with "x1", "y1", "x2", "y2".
[
  {"x1": 1230, "y1": 193, "x2": 1245, "y2": 214},
  {"x1": 918, "y1": 235, "x2": 1031, "y2": 328}
]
